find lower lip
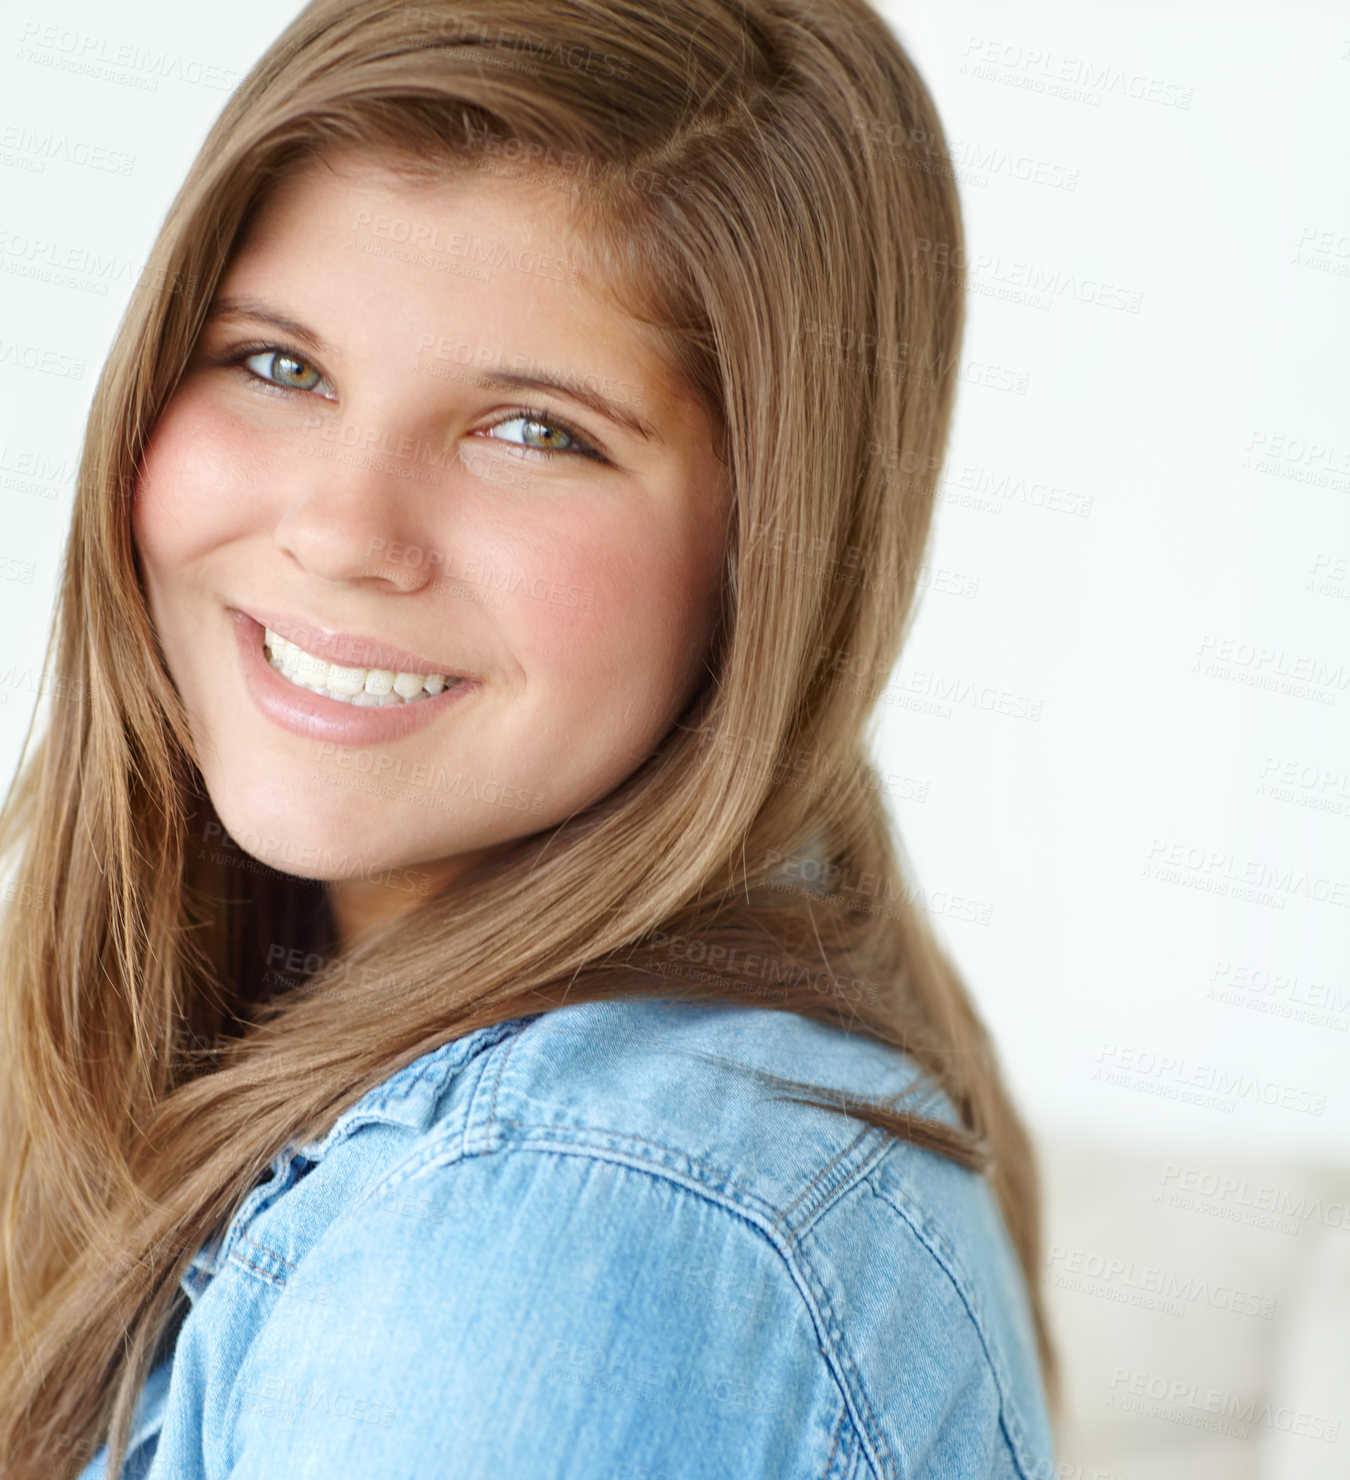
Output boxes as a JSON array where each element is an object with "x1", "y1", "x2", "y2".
[{"x1": 230, "y1": 609, "x2": 477, "y2": 746}]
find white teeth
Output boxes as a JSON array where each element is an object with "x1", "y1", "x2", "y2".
[
  {"x1": 261, "y1": 627, "x2": 462, "y2": 705},
  {"x1": 326, "y1": 665, "x2": 367, "y2": 696},
  {"x1": 295, "y1": 650, "x2": 328, "y2": 685}
]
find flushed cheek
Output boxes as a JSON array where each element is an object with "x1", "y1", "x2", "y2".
[
  {"x1": 494, "y1": 527, "x2": 687, "y2": 686},
  {"x1": 132, "y1": 387, "x2": 279, "y2": 566},
  {"x1": 520, "y1": 551, "x2": 712, "y2": 731}
]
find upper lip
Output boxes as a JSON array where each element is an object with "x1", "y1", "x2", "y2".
[{"x1": 236, "y1": 605, "x2": 474, "y2": 680}]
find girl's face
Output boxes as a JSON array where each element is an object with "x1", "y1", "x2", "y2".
[{"x1": 133, "y1": 149, "x2": 730, "y2": 942}]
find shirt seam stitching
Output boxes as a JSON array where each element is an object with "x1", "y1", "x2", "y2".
[
  {"x1": 868, "y1": 1175, "x2": 1038, "y2": 1478},
  {"x1": 772, "y1": 1121, "x2": 880, "y2": 1236},
  {"x1": 361, "y1": 1126, "x2": 899, "y2": 1479},
  {"x1": 823, "y1": 1399, "x2": 848, "y2": 1480}
]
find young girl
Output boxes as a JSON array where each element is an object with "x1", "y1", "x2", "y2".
[{"x1": 0, "y1": 1, "x2": 1060, "y2": 1475}]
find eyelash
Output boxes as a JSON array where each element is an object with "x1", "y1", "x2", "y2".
[{"x1": 220, "y1": 340, "x2": 610, "y2": 465}]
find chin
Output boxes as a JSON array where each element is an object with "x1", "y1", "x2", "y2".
[{"x1": 201, "y1": 768, "x2": 377, "y2": 880}]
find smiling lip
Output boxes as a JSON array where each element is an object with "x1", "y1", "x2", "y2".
[
  {"x1": 231, "y1": 609, "x2": 478, "y2": 747},
  {"x1": 235, "y1": 605, "x2": 472, "y2": 680}
]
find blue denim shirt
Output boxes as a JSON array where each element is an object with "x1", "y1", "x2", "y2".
[{"x1": 76, "y1": 997, "x2": 1055, "y2": 1479}]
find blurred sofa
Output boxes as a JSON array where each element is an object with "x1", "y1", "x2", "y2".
[{"x1": 1037, "y1": 1132, "x2": 1350, "y2": 1479}]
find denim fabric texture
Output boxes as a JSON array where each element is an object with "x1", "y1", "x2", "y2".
[{"x1": 75, "y1": 996, "x2": 1055, "y2": 1479}]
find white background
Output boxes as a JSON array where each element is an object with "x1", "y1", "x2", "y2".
[{"x1": 1, "y1": 2, "x2": 1346, "y2": 1160}]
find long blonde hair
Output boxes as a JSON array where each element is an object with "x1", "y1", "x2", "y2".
[{"x1": 0, "y1": 1, "x2": 1059, "y2": 1473}]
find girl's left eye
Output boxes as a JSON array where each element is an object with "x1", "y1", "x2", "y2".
[
  {"x1": 239, "y1": 348, "x2": 334, "y2": 397},
  {"x1": 481, "y1": 413, "x2": 606, "y2": 463}
]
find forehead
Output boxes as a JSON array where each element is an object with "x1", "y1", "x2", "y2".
[{"x1": 241, "y1": 147, "x2": 584, "y2": 257}]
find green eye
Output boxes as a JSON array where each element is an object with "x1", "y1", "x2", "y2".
[
  {"x1": 480, "y1": 410, "x2": 607, "y2": 464},
  {"x1": 488, "y1": 415, "x2": 580, "y2": 455},
  {"x1": 244, "y1": 349, "x2": 326, "y2": 392}
]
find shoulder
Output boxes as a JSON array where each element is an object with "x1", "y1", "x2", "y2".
[
  {"x1": 227, "y1": 998, "x2": 1053, "y2": 1479},
  {"x1": 478, "y1": 998, "x2": 1052, "y2": 1472}
]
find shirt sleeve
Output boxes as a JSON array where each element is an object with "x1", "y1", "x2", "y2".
[{"x1": 220, "y1": 1144, "x2": 848, "y2": 1479}]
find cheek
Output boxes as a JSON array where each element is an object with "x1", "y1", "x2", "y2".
[
  {"x1": 132, "y1": 387, "x2": 272, "y2": 571},
  {"x1": 495, "y1": 500, "x2": 720, "y2": 694}
]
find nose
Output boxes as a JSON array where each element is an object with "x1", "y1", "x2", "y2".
[{"x1": 272, "y1": 421, "x2": 451, "y2": 594}]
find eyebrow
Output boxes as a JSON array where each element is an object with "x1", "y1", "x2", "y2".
[
  {"x1": 208, "y1": 298, "x2": 328, "y2": 356},
  {"x1": 205, "y1": 296, "x2": 659, "y2": 444},
  {"x1": 471, "y1": 370, "x2": 658, "y2": 444}
]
